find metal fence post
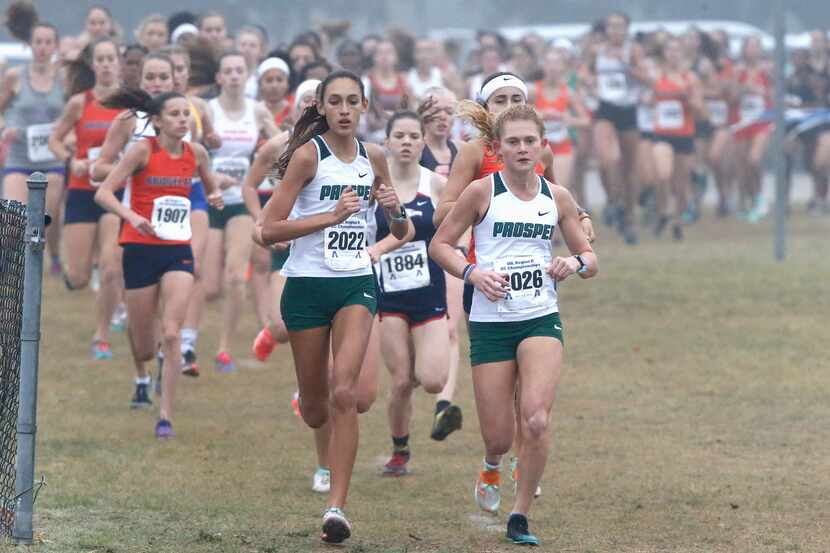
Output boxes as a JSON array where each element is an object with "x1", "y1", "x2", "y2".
[
  {"x1": 12, "y1": 172, "x2": 47, "y2": 544},
  {"x1": 772, "y1": 0, "x2": 788, "y2": 261}
]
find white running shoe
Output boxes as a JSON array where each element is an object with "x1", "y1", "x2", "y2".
[
  {"x1": 312, "y1": 467, "x2": 331, "y2": 493},
  {"x1": 474, "y1": 470, "x2": 501, "y2": 514},
  {"x1": 321, "y1": 507, "x2": 351, "y2": 544}
]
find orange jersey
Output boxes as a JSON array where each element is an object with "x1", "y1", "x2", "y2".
[
  {"x1": 273, "y1": 95, "x2": 293, "y2": 127},
  {"x1": 68, "y1": 90, "x2": 121, "y2": 191},
  {"x1": 653, "y1": 72, "x2": 696, "y2": 137},
  {"x1": 535, "y1": 81, "x2": 573, "y2": 155},
  {"x1": 734, "y1": 67, "x2": 773, "y2": 140},
  {"x1": 119, "y1": 137, "x2": 196, "y2": 246}
]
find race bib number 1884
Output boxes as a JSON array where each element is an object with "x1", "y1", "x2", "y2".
[{"x1": 380, "y1": 240, "x2": 430, "y2": 292}]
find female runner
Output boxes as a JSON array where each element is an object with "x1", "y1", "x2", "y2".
[
  {"x1": 48, "y1": 37, "x2": 122, "y2": 361},
  {"x1": 364, "y1": 39, "x2": 414, "y2": 142},
  {"x1": 0, "y1": 17, "x2": 65, "y2": 272},
  {"x1": 379, "y1": 111, "x2": 451, "y2": 475},
  {"x1": 94, "y1": 89, "x2": 222, "y2": 438},
  {"x1": 203, "y1": 51, "x2": 277, "y2": 372},
  {"x1": 255, "y1": 70, "x2": 408, "y2": 544},
  {"x1": 430, "y1": 104, "x2": 597, "y2": 546}
]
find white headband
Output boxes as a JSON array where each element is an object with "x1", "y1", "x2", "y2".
[
  {"x1": 294, "y1": 79, "x2": 321, "y2": 106},
  {"x1": 171, "y1": 23, "x2": 198, "y2": 44},
  {"x1": 479, "y1": 74, "x2": 528, "y2": 104},
  {"x1": 257, "y1": 57, "x2": 291, "y2": 80}
]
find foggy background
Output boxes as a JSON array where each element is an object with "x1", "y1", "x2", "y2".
[{"x1": 1, "y1": 0, "x2": 826, "y2": 45}]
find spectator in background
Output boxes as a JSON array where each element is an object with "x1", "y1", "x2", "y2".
[
  {"x1": 80, "y1": 5, "x2": 118, "y2": 46},
  {"x1": 237, "y1": 26, "x2": 268, "y2": 98},
  {"x1": 135, "y1": 14, "x2": 168, "y2": 52}
]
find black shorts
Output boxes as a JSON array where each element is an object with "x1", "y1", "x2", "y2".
[
  {"x1": 595, "y1": 101, "x2": 639, "y2": 133},
  {"x1": 695, "y1": 119, "x2": 714, "y2": 140},
  {"x1": 653, "y1": 135, "x2": 695, "y2": 155},
  {"x1": 64, "y1": 189, "x2": 124, "y2": 224},
  {"x1": 271, "y1": 246, "x2": 290, "y2": 272},
  {"x1": 258, "y1": 191, "x2": 271, "y2": 209},
  {"x1": 378, "y1": 281, "x2": 447, "y2": 327},
  {"x1": 122, "y1": 243, "x2": 194, "y2": 290}
]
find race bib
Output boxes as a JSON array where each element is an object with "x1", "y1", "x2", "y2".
[
  {"x1": 26, "y1": 123, "x2": 56, "y2": 163},
  {"x1": 212, "y1": 156, "x2": 250, "y2": 182},
  {"x1": 544, "y1": 119, "x2": 568, "y2": 143},
  {"x1": 380, "y1": 240, "x2": 430, "y2": 292},
  {"x1": 740, "y1": 95, "x2": 765, "y2": 124},
  {"x1": 494, "y1": 255, "x2": 549, "y2": 313},
  {"x1": 88, "y1": 146, "x2": 102, "y2": 187},
  {"x1": 707, "y1": 100, "x2": 728, "y2": 127},
  {"x1": 323, "y1": 214, "x2": 369, "y2": 271},
  {"x1": 151, "y1": 195, "x2": 192, "y2": 241},
  {"x1": 598, "y1": 72, "x2": 627, "y2": 103},
  {"x1": 656, "y1": 100, "x2": 684, "y2": 130},
  {"x1": 637, "y1": 105, "x2": 654, "y2": 131}
]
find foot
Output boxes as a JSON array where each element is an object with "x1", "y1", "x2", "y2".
[
  {"x1": 291, "y1": 390, "x2": 301, "y2": 418},
  {"x1": 110, "y1": 303, "x2": 127, "y2": 333},
  {"x1": 155, "y1": 419, "x2": 175, "y2": 439},
  {"x1": 181, "y1": 349, "x2": 200, "y2": 377},
  {"x1": 430, "y1": 404, "x2": 463, "y2": 441},
  {"x1": 475, "y1": 469, "x2": 501, "y2": 514},
  {"x1": 130, "y1": 382, "x2": 152, "y2": 409},
  {"x1": 510, "y1": 458, "x2": 542, "y2": 499},
  {"x1": 252, "y1": 327, "x2": 277, "y2": 362},
  {"x1": 382, "y1": 451, "x2": 410, "y2": 477},
  {"x1": 506, "y1": 513, "x2": 539, "y2": 546},
  {"x1": 321, "y1": 507, "x2": 351, "y2": 544},
  {"x1": 672, "y1": 224, "x2": 684, "y2": 242},
  {"x1": 91, "y1": 340, "x2": 113, "y2": 361},
  {"x1": 312, "y1": 467, "x2": 331, "y2": 493},
  {"x1": 215, "y1": 351, "x2": 236, "y2": 373},
  {"x1": 654, "y1": 215, "x2": 670, "y2": 237}
]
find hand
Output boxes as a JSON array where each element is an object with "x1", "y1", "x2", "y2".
[
  {"x1": 580, "y1": 216, "x2": 596, "y2": 243},
  {"x1": 374, "y1": 183, "x2": 401, "y2": 212},
  {"x1": 217, "y1": 173, "x2": 238, "y2": 190},
  {"x1": 70, "y1": 159, "x2": 89, "y2": 177},
  {"x1": 252, "y1": 224, "x2": 268, "y2": 247},
  {"x1": 127, "y1": 212, "x2": 155, "y2": 237},
  {"x1": 469, "y1": 268, "x2": 509, "y2": 302},
  {"x1": 207, "y1": 191, "x2": 224, "y2": 210},
  {"x1": 548, "y1": 256, "x2": 580, "y2": 282},
  {"x1": 333, "y1": 185, "x2": 361, "y2": 223}
]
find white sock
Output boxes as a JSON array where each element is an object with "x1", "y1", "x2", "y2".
[
  {"x1": 135, "y1": 376, "x2": 151, "y2": 385},
  {"x1": 181, "y1": 328, "x2": 198, "y2": 353}
]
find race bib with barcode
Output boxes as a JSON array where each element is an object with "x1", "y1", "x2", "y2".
[
  {"x1": 151, "y1": 195, "x2": 192, "y2": 241},
  {"x1": 26, "y1": 123, "x2": 56, "y2": 163},
  {"x1": 380, "y1": 240, "x2": 430, "y2": 292},
  {"x1": 323, "y1": 214, "x2": 369, "y2": 271},
  {"x1": 494, "y1": 255, "x2": 550, "y2": 313}
]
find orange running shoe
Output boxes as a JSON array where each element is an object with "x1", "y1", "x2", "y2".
[{"x1": 252, "y1": 327, "x2": 277, "y2": 362}]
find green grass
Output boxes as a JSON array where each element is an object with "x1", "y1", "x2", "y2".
[{"x1": 3, "y1": 213, "x2": 830, "y2": 552}]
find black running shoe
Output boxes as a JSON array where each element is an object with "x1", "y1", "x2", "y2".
[
  {"x1": 181, "y1": 349, "x2": 200, "y2": 377},
  {"x1": 430, "y1": 404, "x2": 463, "y2": 441},
  {"x1": 321, "y1": 508, "x2": 351, "y2": 544},
  {"x1": 130, "y1": 383, "x2": 152, "y2": 409},
  {"x1": 506, "y1": 513, "x2": 539, "y2": 546}
]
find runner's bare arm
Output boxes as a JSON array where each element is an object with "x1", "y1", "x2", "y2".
[
  {"x1": 367, "y1": 142, "x2": 409, "y2": 240},
  {"x1": 434, "y1": 140, "x2": 482, "y2": 225},
  {"x1": 90, "y1": 114, "x2": 133, "y2": 181},
  {"x1": 94, "y1": 140, "x2": 149, "y2": 219},
  {"x1": 48, "y1": 93, "x2": 84, "y2": 163},
  {"x1": 429, "y1": 178, "x2": 488, "y2": 279},
  {"x1": 552, "y1": 185, "x2": 597, "y2": 279}
]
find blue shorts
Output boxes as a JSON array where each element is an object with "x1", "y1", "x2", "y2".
[
  {"x1": 64, "y1": 188, "x2": 123, "y2": 225},
  {"x1": 378, "y1": 272, "x2": 447, "y2": 327},
  {"x1": 189, "y1": 180, "x2": 208, "y2": 212},
  {"x1": 122, "y1": 243, "x2": 194, "y2": 290},
  {"x1": 4, "y1": 167, "x2": 65, "y2": 177}
]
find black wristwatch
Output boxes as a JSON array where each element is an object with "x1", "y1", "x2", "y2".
[
  {"x1": 391, "y1": 205, "x2": 407, "y2": 222},
  {"x1": 574, "y1": 254, "x2": 588, "y2": 274}
]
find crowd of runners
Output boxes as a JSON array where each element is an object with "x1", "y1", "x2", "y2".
[{"x1": 1, "y1": 2, "x2": 827, "y2": 546}]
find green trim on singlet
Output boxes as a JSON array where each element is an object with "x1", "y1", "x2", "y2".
[
  {"x1": 493, "y1": 172, "x2": 508, "y2": 196},
  {"x1": 312, "y1": 136, "x2": 331, "y2": 161}
]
